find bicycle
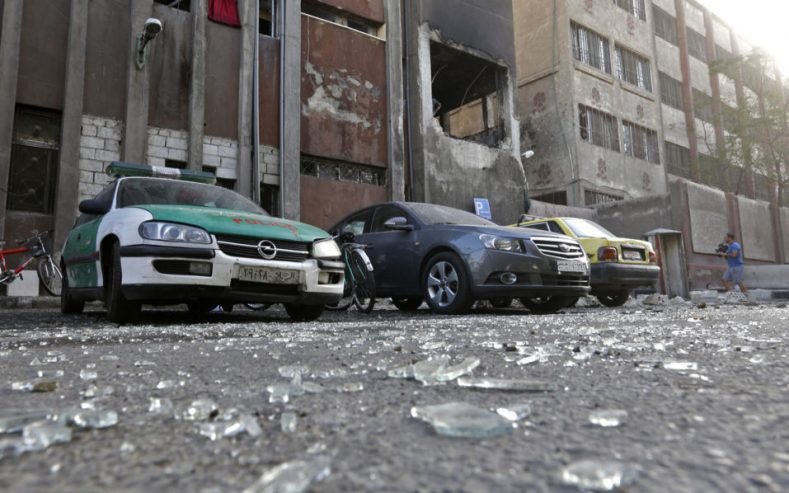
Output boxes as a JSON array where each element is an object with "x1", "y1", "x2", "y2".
[
  {"x1": 0, "y1": 230, "x2": 62, "y2": 296},
  {"x1": 325, "y1": 232, "x2": 376, "y2": 313}
]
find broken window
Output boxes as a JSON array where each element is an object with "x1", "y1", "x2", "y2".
[
  {"x1": 260, "y1": 0, "x2": 275, "y2": 36},
  {"x1": 429, "y1": 41, "x2": 508, "y2": 147},
  {"x1": 300, "y1": 156, "x2": 386, "y2": 187},
  {"x1": 154, "y1": 0, "x2": 190, "y2": 12}
]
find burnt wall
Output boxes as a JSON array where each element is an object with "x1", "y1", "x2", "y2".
[
  {"x1": 301, "y1": 176, "x2": 387, "y2": 230},
  {"x1": 148, "y1": 5, "x2": 191, "y2": 130},
  {"x1": 259, "y1": 36, "x2": 280, "y2": 147},
  {"x1": 16, "y1": 0, "x2": 69, "y2": 110},
  {"x1": 205, "y1": 21, "x2": 240, "y2": 139},
  {"x1": 300, "y1": 15, "x2": 387, "y2": 167},
  {"x1": 417, "y1": 0, "x2": 514, "y2": 66},
  {"x1": 315, "y1": 0, "x2": 384, "y2": 23},
  {"x1": 83, "y1": 0, "x2": 129, "y2": 119}
]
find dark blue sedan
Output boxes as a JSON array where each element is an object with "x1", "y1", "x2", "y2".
[{"x1": 329, "y1": 202, "x2": 591, "y2": 314}]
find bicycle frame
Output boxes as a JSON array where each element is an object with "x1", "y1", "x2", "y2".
[
  {"x1": 0, "y1": 244, "x2": 37, "y2": 284},
  {"x1": 0, "y1": 231, "x2": 62, "y2": 297}
]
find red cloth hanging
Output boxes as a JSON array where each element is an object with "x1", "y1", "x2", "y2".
[{"x1": 208, "y1": 0, "x2": 240, "y2": 27}]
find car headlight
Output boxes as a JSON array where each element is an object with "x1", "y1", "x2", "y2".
[
  {"x1": 139, "y1": 222, "x2": 211, "y2": 244},
  {"x1": 312, "y1": 238, "x2": 341, "y2": 259},
  {"x1": 480, "y1": 234, "x2": 522, "y2": 252}
]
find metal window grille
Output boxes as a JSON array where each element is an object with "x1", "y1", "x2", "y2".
[
  {"x1": 584, "y1": 189, "x2": 624, "y2": 205},
  {"x1": 659, "y1": 72, "x2": 684, "y2": 110},
  {"x1": 613, "y1": 0, "x2": 646, "y2": 21},
  {"x1": 578, "y1": 104, "x2": 620, "y2": 152},
  {"x1": 622, "y1": 120, "x2": 660, "y2": 164},
  {"x1": 664, "y1": 141, "x2": 691, "y2": 177},
  {"x1": 572, "y1": 22, "x2": 611, "y2": 74},
  {"x1": 692, "y1": 89, "x2": 714, "y2": 122},
  {"x1": 686, "y1": 28, "x2": 708, "y2": 62},
  {"x1": 653, "y1": 7, "x2": 678, "y2": 46},
  {"x1": 615, "y1": 46, "x2": 652, "y2": 92}
]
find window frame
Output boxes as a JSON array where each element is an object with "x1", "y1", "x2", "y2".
[
  {"x1": 571, "y1": 22, "x2": 612, "y2": 74},
  {"x1": 615, "y1": 44, "x2": 653, "y2": 92},
  {"x1": 578, "y1": 104, "x2": 620, "y2": 152}
]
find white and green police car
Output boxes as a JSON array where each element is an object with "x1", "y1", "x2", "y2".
[{"x1": 60, "y1": 162, "x2": 345, "y2": 323}]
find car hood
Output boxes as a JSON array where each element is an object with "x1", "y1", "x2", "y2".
[
  {"x1": 442, "y1": 224, "x2": 577, "y2": 241},
  {"x1": 135, "y1": 205, "x2": 330, "y2": 242}
]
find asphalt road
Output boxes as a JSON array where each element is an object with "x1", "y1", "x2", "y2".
[{"x1": 0, "y1": 298, "x2": 788, "y2": 492}]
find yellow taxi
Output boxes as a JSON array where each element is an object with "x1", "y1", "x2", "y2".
[{"x1": 512, "y1": 215, "x2": 659, "y2": 306}]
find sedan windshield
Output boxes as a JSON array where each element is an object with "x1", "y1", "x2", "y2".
[
  {"x1": 407, "y1": 203, "x2": 495, "y2": 226},
  {"x1": 564, "y1": 218, "x2": 615, "y2": 238},
  {"x1": 117, "y1": 178, "x2": 267, "y2": 215}
]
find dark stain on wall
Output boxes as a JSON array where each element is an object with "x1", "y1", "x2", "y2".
[
  {"x1": 16, "y1": 0, "x2": 69, "y2": 110},
  {"x1": 300, "y1": 176, "x2": 386, "y2": 229},
  {"x1": 148, "y1": 5, "x2": 192, "y2": 130},
  {"x1": 259, "y1": 36, "x2": 280, "y2": 148},
  {"x1": 204, "y1": 21, "x2": 240, "y2": 139},
  {"x1": 84, "y1": 0, "x2": 129, "y2": 119}
]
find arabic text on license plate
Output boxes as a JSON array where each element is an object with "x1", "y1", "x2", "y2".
[
  {"x1": 238, "y1": 266, "x2": 299, "y2": 284},
  {"x1": 623, "y1": 250, "x2": 642, "y2": 260},
  {"x1": 557, "y1": 260, "x2": 586, "y2": 273}
]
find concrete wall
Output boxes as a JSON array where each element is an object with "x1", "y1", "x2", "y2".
[
  {"x1": 687, "y1": 181, "x2": 728, "y2": 253},
  {"x1": 301, "y1": 176, "x2": 387, "y2": 230},
  {"x1": 595, "y1": 193, "x2": 674, "y2": 239},
  {"x1": 78, "y1": 115, "x2": 120, "y2": 202},
  {"x1": 16, "y1": 0, "x2": 68, "y2": 110},
  {"x1": 148, "y1": 5, "x2": 191, "y2": 130},
  {"x1": 527, "y1": 200, "x2": 596, "y2": 222},
  {"x1": 737, "y1": 196, "x2": 776, "y2": 262},
  {"x1": 83, "y1": 0, "x2": 128, "y2": 119}
]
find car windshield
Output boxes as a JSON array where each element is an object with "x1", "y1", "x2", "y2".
[
  {"x1": 117, "y1": 178, "x2": 267, "y2": 215},
  {"x1": 407, "y1": 203, "x2": 496, "y2": 226},
  {"x1": 563, "y1": 218, "x2": 615, "y2": 238}
]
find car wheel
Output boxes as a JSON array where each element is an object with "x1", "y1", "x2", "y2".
[
  {"x1": 519, "y1": 295, "x2": 573, "y2": 314},
  {"x1": 60, "y1": 266, "x2": 85, "y2": 314},
  {"x1": 105, "y1": 242, "x2": 141, "y2": 324},
  {"x1": 392, "y1": 297, "x2": 423, "y2": 311},
  {"x1": 284, "y1": 303, "x2": 325, "y2": 322},
  {"x1": 490, "y1": 298, "x2": 513, "y2": 308},
  {"x1": 187, "y1": 301, "x2": 217, "y2": 314},
  {"x1": 596, "y1": 290, "x2": 630, "y2": 307},
  {"x1": 423, "y1": 252, "x2": 473, "y2": 315}
]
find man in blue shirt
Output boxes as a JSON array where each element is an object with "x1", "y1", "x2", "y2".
[{"x1": 719, "y1": 233, "x2": 747, "y2": 294}]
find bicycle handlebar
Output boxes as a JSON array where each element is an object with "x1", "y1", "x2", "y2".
[{"x1": 14, "y1": 230, "x2": 51, "y2": 248}]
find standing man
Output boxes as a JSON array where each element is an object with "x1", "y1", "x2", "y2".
[{"x1": 719, "y1": 232, "x2": 747, "y2": 295}]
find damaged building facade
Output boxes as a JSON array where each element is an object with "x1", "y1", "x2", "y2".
[
  {"x1": 514, "y1": 0, "x2": 789, "y2": 291},
  {"x1": 0, "y1": 0, "x2": 523, "y2": 254}
]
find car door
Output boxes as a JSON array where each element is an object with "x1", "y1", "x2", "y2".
[{"x1": 356, "y1": 204, "x2": 421, "y2": 295}]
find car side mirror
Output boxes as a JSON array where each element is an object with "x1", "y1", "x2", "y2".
[
  {"x1": 384, "y1": 216, "x2": 413, "y2": 231},
  {"x1": 79, "y1": 199, "x2": 110, "y2": 215}
]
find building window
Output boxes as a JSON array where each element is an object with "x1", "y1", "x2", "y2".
[
  {"x1": 430, "y1": 41, "x2": 508, "y2": 147},
  {"x1": 154, "y1": 0, "x2": 190, "y2": 12},
  {"x1": 300, "y1": 156, "x2": 386, "y2": 187},
  {"x1": 578, "y1": 104, "x2": 620, "y2": 152},
  {"x1": 664, "y1": 141, "x2": 691, "y2": 176},
  {"x1": 260, "y1": 184, "x2": 279, "y2": 216},
  {"x1": 584, "y1": 189, "x2": 624, "y2": 205},
  {"x1": 165, "y1": 159, "x2": 187, "y2": 169},
  {"x1": 7, "y1": 106, "x2": 61, "y2": 213},
  {"x1": 686, "y1": 28, "x2": 708, "y2": 62},
  {"x1": 613, "y1": 0, "x2": 646, "y2": 21},
  {"x1": 571, "y1": 22, "x2": 612, "y2": 74},
  {"x1": 622, "y1": 120, "x2": 660, "y2": 164},
  {"x1": 659, "y1": 72, "x2": 684, "y2": 110},
  {"x1": 692, "y1": 89, "x2": 714, "y2": 122},
  {"x1": 260, "y1": 0, "x2": 276, "y2": 36},
  {"x1": 532, "y1": 191, "x2": 568, "y2": 206},
  {"x1": 715, "y1": 44, "x2": 733, "y2": 63},
  {"x1": 615, "y1": 45, "x2": 652, "y2": 92},
  {"x1": 653, "y1": 7, "x2": 678, "y2": 46},
  {"x1": 301, "y1": 1, "x2": 382, "y2": 37}
]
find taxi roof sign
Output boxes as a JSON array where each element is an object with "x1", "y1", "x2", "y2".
[{"x1": 106, "y1": 162, "x2": 216, "y2": 184}]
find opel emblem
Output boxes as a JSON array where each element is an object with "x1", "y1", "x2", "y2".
[
  {"x1": 257, "y1": 240, "x2": 277, "y2": 260},
  {"x1": 559, "y1": 244, "x2": 570, "y2": 253}
]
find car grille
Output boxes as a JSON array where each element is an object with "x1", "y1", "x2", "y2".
[
  {"x1": 541, "y1": 273, "x2": 589, "y2": 287},
  {"x1": 216, "y1": 234, "x2": 310, "y2": 262},
  {"x1": 530, "y1": 237, "x2": 585, "y2": 259}
]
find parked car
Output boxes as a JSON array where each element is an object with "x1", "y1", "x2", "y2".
[
  {"x1": 513, "y1": 215, "x2": 659, "y2": 306},
  {"x1": 60, "y1": 162, "x2": 345, "y2": 323},
  {"x1": 328, "y1": 202, "x2": 590, "y2": 314}
]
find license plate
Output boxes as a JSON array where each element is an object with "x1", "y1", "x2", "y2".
[
  {"x1": 237, "y1": 266, "x2": 300, "y2": 284},
  {"x1": 557, "y1": 260, "x2": 587, "y2": 273},
  {"x1": 622, "y1": 250, "x2": 642, "y2": 260}
]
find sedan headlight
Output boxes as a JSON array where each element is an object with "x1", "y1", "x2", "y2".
[
  {"x1": 139, "y1": 222, "x2": 211, "y2": 244},
  {"x1": 480, "y1": 234, "x2": 522, "y2": 252},
  {"x1": 312, "y1": 238, "x2": 341, "y2": 259}
]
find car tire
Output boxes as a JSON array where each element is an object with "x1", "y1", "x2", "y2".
[
  {"x1": 105, "y1": 242, "x2": 141, "y2": 324},
  {"x1": 423, "y1": 252, "x2": 473, "y2": 315},
  {"x1": 596, "y1": 290, "x2": 630, "y2": 307},
  {"x1": 60, "y1": 266, "x2": 85, "y2": 314},
  {"x1": 392, "y1": 297, "x2": 423, "y2": 311},
  {"x1": 284, "y1": 303, "x2": 325, "y2": 322},
  {"x1": 520, "y1": 295, "x2": 573, "y2": 314},
  {"x1": 490, "y1": 298, "x2": 513, "y2": 308}
]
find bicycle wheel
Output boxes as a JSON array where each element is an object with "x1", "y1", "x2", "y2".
[
  {"x1": 37, "y1": 256, "x2": 62, "y2": 296},
  {"x1": 349, "y1": 250, "x2": 375, "y2": 313}
]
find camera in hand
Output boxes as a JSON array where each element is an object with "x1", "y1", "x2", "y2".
[{"x1": 715, "y1": 242, "x2": 728, "y2": 254}]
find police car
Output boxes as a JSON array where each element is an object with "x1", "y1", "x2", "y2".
[{"x1": 60, "y1": 162, "x2": 345, "y2": 323}]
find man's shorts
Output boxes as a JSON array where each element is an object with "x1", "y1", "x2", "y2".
[{"x1": 723, "y1": 265, "x2": 744, "y2": 284}]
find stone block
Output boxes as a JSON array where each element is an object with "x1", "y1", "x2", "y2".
[
  {"x1": 147, "y1": 157, "x2": 166, "y2": 167},
  {"x1": 95, "y1": 149, "x2": 120, "y2": 162},
  {"x1": 82, "y1": 125, "x2": 98, "y2": 137},
  {"x1": 215, "y1": 167, "x2": 237, "y2": 180},
  {"x1": 79, "y1": 159, "x2": 104, "y2": 173},
  {"x1": 220, "y1": 157, "x2": 237, "y2": 169},
  {"x1": 82, "y1": 136, "x2": 105, "y2": 150},
  {"x1": 203, "y1": 144, "x2": 219, "y2": 156},
  {"x1": 6, "y1": 270, "x2": 39, "y2": 297},
  {"x1": 166, "y1": 137, "x2": 189, "y2": 150},
  {"x1": 167, "y1": 148, "x2": 188, "y2": 161},
  {"x1": 80, "y1": 170, "x2": 95, "y2": 183},
  {"x1": 203, "y1": 154, "x2": 220, "y2": 167},
  {"x1": 148, "y1": 146, "x2": 169, "y2": 159},
  {"x1": 79, "y1": 147, "x2": 96, "y2": 160},
  {"x1": 98, "y1": 127, "x2": 118, "y2": 140},
  {"x1": 105, "y1": 140, "x2": 120, "y2": 152},
  {"x1": 148, "y1": 135, "x2": 166, "y2": 147},
  {"x1": 217, "y1": 146, "x2": 237, "y2": 158},
  {"x1": 263, "y1": 174, "x2": 280, "y2": 186}
]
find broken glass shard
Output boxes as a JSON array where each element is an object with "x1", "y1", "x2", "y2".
[
  {"x1": 183, "y1": 398, "x2": 218, "y2": 421},
  {"x1": 242, "y1": 456, "x2": 331, "y2": 493},
  {"x1": 412, "y1": 356, "x2": 480, "y2": 385},
  {"x1": 589, "y1": 410, "x2": 628, "y2": 428},
  {"x1": 22, "y1": 422, "x2": 72, "y2": 451},
  {"x1": 72, "y1": 409, "x2": 118, "y2": 429},
  {"x1": 149, "y1": 397, "x2": 174, "y2": 415},
  {"x1": 560, "y1": 459, "x2": 639, "y2": 491},
  {"x1": 412, "y1": 356, "x2": 451, "y2": 383},
  {"x1": 301, "y1": 382, "x2": 324, "y2": 394},
  {"x1": 198, "y1": 422, "x2": 229, "y2": 441},
  {"x1": 83, "y1": 384, "x2": 114, "y2": 398},
  {"x1": 267, "y1": 383, "x2": 304, "y2": 404},
  {"x1": 34, "y1": 370, "x2": 64, "y2": 379},
  {"x1": 79, "y1": 369, "x2": 98, "y2": 380},
  {"x1": 456, "y1": 377, "x2": 557, "y2": 392},
  {"x1": 278, "y1": 366, "x2": 310, "y2": 379},
  {"x1": 387, "y1": 364, "x2": 414, "y2": 379},
  {"x1": 281, "y1": 412, "x2": 298, "y2": 433},
  {"x1": 663, "y1": 361, "x2": 698, "y2": 371},
  {"x1": 496, "y1": 403, "x2": 532, "y2": 422},
  {"x1": 411, "y1": 402, "x2": 513, "y2": 438},
  {"x1": 0, "y1": 438, "x2": 23, "y2": 459},
  {"x1": 339, "y1": 382, "x2": 364, "y2": 393},
  {"x1": 0, "y1": 410, "x2": 51, "y2": 434},
  {"x1": 240, "y1": 414, "x2": 262, "y2": 438},
  {"x1": 155, "y1": 380, "x2": 175, "y2": 390}
]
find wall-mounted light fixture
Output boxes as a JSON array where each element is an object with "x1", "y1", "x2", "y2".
[
  {"x1": 135, "y1": 18, "x2": 163, "y2": 70},
  {"x1": 522, "y1": 150, "x2": 535, "y2": 160}
]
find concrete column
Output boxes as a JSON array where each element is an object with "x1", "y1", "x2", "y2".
[
  {"x1": 236, "y1": 0, "x2": 256, "y2": 198},
  {"x1": 279, "y1": 0, "x2": 301, "y2": 220},
  {"x1": 673, "y1": 0, "x2": 700, "y2": 182},
  {"x1": 729, "y1": 34, "x2": 755, "y2": 198},
  {"x1": 0, "y1": 0, "x2": 23, "y2": 241},
  {"x1": 403, "y1": 18, "x2": 431, "y2": 204},
  {"x1": 384, "y1": 0, "x2": 406, "y2": 202},
  {"x1": 188, "y1": 0, "x2": 207, "y2": 171},
  {"x1": 122, "y1": 1, "x2": 154, "y2": 163},
  {"x1": 54, "y1": 0, "x2": 89, "y2": 252}
]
